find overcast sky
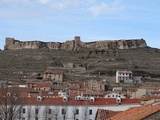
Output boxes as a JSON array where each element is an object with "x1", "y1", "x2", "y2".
[{"x1": 0, "y1": 0, "x2": 160, "y2": 49}]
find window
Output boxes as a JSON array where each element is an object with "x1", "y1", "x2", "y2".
[
  {"x1": 22, "y1": 108, "x2": 25, "y2": 114},
  {"x1": 48, "y1": 109, "x2": 51, "y2": 114},
  {"x1": 76, "y1": 109, "x2": 79, "y2": 114},
  {"x1": 35, "y1": 108, "x2": 38, "y2": 114},
  {"x1": 89, "y1": 109, "x2": 92, "y2": 115},
  {"x1": 48, "y1": 118, "x2": 51, "y2": 120},
  {"x1": 62, "y1": 109, "x2": 65, "y2": 114}
]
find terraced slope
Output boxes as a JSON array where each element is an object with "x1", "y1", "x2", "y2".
[{"x1": 0, "y1": 47, "x2": 160, "y2": 82}]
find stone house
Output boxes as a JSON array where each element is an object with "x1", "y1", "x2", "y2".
[
  {"x1": 67, "y1": 81, "x2": 83, "y2": 89},
  {"x1": 84, "y1": 80, "x2": 108, "y2": 91},
  {"x1": 26, "y1": 80, "x2": 39, "y2": 88},
  {"x1": 139, "y1": 86, "x2": 160, "y2": 96},
  {"x1": 127, "y1": 88, "x2": 146, "y2": 98},
  {"x1": 34, "y1": 82, "x2": 52, "y2": 91},
  {"x1": 43, "y1": 70, "x2": 63, "y2": 82},
  {"x1": 68, "y1": 88, "x2": 79, "y2": 97}
]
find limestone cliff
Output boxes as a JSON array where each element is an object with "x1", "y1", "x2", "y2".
[{"x1": 4, "y1": 36, "x2": 147, "y2": 50}]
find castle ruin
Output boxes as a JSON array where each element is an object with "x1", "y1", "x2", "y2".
[{"x1": 4, "y1": 36, "x2": 147, "y2": 51}]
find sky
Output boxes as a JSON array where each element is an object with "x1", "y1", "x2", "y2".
[{"x1": 0, "y1": 0, "x2": 160, "y2": 50}]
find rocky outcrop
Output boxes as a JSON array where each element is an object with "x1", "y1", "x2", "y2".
[{"x1": 4, "y1": 36, "x2": 147, "y2": 51}]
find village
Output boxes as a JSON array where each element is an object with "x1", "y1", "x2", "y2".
[{"x1": 0, "y1": 67, "x2": 160, "y2": 120}]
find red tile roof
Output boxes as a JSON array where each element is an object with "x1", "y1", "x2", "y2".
[
  {"x1": 109, "y1": 105, "x2": 160, "y2": 120},
  {"x1": 139, "y1": 86, "x2": 160, "y2": 89},
  {"x1": 151, "y1": 91, "x2": 160, "y2": 94},
  {"x1": 117, "y1": 70, "x2": 133, "y2": 74},
  {"x1": 82, "y1": 91, "x2": 104, "y2": 96},
  {"x1": 96, "y1": 109, "x2": 121, "y2": 120},
  {"x1": 140, "y1": 96, "x2": 160, "y2": 101},
  {"x1": 23, "y1": 97, "x2": 140, "y2": 106},
  {"x1": 35, "y1": 82, "x2": 52, "y2": 88},
  {"x1": 0, "y1": 87, "x2": 140, "y2": 107},
  {"x1": 127, "y1": 88, "x2": 138, "y2": 92}
]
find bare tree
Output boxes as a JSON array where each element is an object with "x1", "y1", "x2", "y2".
[
  {"x1": 34, "y1": 104, "x2": 41, "y2": 120},
  {"x1": 43, "y1": 106, "x2": 52, "y2": 120},
  {"x1": 71, "y1": 105, "x2": 79, "y2": 120},
  {"x1": 52, "y1": 106, "x2": 60, "y2": 120},
  {"x1": 0, "y1": 85, "x2": 24, "y2": 120},
  {"x1": 81, "y1": 102, "x2": 89, "y2": 120},
  {"x1": 61, "y1": 105, "x2": 68, "y2": 120},
  {"x1": 27, "y1": 105, "x2": 32, "y2": 120}
]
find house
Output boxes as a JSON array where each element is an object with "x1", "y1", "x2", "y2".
[
  {"x1": 112, "y1": 87, "x2": 123, "y2": 91},
  {"x1": 116, "y1": 70, "x2": 133, "y2": 83},
  {"x1": 68, "y1": 81, "x2": 83, "y2": 89},
  {"x1": 84, "y1": 80, "x2": 108, "y2": 91},
  {"x1": 81, "y1": 91, "x2": 104, "y2": 98},
  {"x1": 133, "y1": 76, "x2": 142, "y2": 84},
  {"x1": 26, "y1": 80, "x2": 38, "y2": 88},
  {"x1": 21, "y1": 97, "x2": 140, "y2": 120},
  {"x1": 58, "y1": 91, "x2": 67, "y2": 97},
  {"x1": 34, "y1": 82, "x2": 52, "y2": 91},
  {"x1": 105, "y1": 92, "x2": 126, "y2": 98},
  {"x1": 68, "y1": 87, "x2": 79, "y2": 97},
  {"x1": 43, "y1": 70, "x2": 63, "y2": 82},
  {"x1": 127, "y1": 88, "x2": 146, "y2": 98},
  {"x1": 139, "y1": 86, "x2": 160, "y2": 96}
]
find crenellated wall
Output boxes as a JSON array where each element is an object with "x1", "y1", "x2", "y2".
[{"x1": 4, "y1": 36, "x2": 147, "y2": 50}]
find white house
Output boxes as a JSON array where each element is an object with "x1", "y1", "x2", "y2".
[
  {"x1": 116, "y1": 70, "x2": 133, "y2": 83},
  {"x1": 105, "y1": 92, "x2": 126, "y2": 98},
  {"x1": 20, "y1": 96, "x2": 140, "y2": 120}
]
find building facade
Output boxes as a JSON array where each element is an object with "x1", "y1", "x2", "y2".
[{"x1": 116, "y1": 70, "x2": 133, "y2": 83}]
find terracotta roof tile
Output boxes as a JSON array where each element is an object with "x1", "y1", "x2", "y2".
[
  {"x1": 96, "y1": 109, "x2": 121, "y2": 120},
  {"x1": 35, "y1": 82, "x2": 51, "y2": 88},
  {"x1": 117, "y1": 70, "x2": 133, "y2": 74},
  {"x1": 23, "y1": 97, "x2": 140, "y2": 106},
  {"x1": 139, "y1": 86, "x2": 160, "y2": 89},
  {"x1": 127, "y1": 88, "x2": 138, "y2": 92},
  {"x1": 109, "y1": 105, "x2": 160, "y2": 120}
]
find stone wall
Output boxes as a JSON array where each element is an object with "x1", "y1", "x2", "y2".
[{"x1": 4, "y1": 36, "x2": 147, "y2": 50}]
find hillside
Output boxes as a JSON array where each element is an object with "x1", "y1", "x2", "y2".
[{"x1": 0, "y1": 47, "x2": 160, "y2": 84}]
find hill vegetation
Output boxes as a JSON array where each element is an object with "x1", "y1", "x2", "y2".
[{"x1": 0, "y1": 47, "x2": 160, "y2": 84}]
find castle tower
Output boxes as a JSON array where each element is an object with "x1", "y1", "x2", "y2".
[
  {"x1": 5, "y1": 37, "x2": 15, "y2": 45},
  {"x1": 74, "y1": 36, "x2": 80, "y2": 42},
  {"x1": 74, "y1": 36, "x2": 81, "y2": 50},
  {"x1": 4, "y1": 37, "x2": 15, "y2": 50}
]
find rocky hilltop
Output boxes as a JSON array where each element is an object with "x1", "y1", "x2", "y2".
[{"x1": 4, "y1": 36, "x2": 147, "y2": 50}]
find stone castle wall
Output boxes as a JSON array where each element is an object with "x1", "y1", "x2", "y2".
[{"x1": 4, "y1": 36, "x2": 147, "y2": 50}]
